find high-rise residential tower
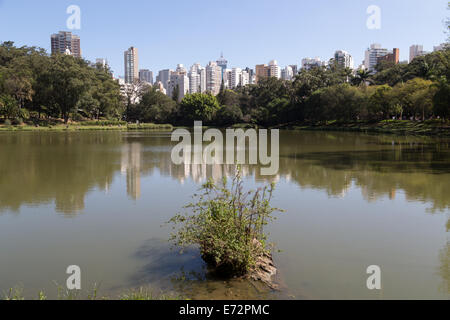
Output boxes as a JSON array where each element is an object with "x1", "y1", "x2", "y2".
[
  {"x1": 188, "y1": 63, "x2": 206, "y2": 94},
  {"x1": 334, "y1": 50, "x2": 354, "y2": 69},
  {"x1": 255, "y1": 64, "x2": 269, "y2": 83},
  {"x1": 206, "y1": 61, "x2": 222, "y2": 95},
  {"x1": 217, "y1": 53, "x2": 228, "y2": 83},
  {"x1": 156, "y1": 69, "x2": 173, "y2": 91},
  {"x1": 139, "y1": 69, "x2": 153, "y2": 84},
  {"x1": 167, "y1": 72, "x2": 189, "y2": 101},
  {"x1": 301, "y1": 57, "x2": 325, "y2": 70},
  {"x1": 51, "y1": 31, "x2": 81, "y2": 58},
  {"x1": 268, "y1": 60, "x2": 281, "y2": 79},
  {"x1": 281, "y1": 66, "x2": 294, "y2": 80},
  {"x1": 409, "y1": 45, "x2": 426, "y2": 62},
  {"x1": 364, "y1": 44, "x2": 389, "y2": 72},
  {"x1": 124, "y1": 47, "x2": 139, "y2": 84}
]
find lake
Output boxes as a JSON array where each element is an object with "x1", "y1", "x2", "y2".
[{"x1": 0, "y1": 130, "x2": 448, "y2": 299}]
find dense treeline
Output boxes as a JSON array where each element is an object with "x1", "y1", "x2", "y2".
[
  {"x1": 129, "y1": 47, "x2": 450, "y2": 127},
  {"x1": 0, "y1": 41, "x2": 123, "y2": 124},
  {"x1": 1, "y1": 40, "x2": 449, "y2": 127}
]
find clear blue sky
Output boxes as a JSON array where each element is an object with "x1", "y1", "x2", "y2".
[{"x1": 0, "y1": 0, "x2": 448, "y2": 77}]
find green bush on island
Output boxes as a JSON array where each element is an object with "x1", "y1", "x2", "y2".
[{"x1": 168, "y1": 168, "x2": 282, "y2": 277}]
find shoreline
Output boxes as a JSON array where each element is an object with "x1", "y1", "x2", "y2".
[{"x1": 0, "y1": 120, "x2": 449, "y2": 137}]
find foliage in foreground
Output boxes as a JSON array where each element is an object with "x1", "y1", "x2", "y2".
[
  {"x1": 2, "y1": 285, "x2": 182, "y2": 300},
  {"x1": 169, "y1": 168, "x2": 282, "y2": 277}
]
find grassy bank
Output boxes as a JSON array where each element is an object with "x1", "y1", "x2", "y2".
[
  {"x1": 0, "y1": 123, "x2": 174, "y2": 132},
  {"x1": 277, "y1": 120, "x2": 450, "y2": 136}
]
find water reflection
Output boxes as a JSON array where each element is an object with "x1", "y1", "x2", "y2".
[
  {"x1": 0, "y1": 131, "x2": 449, "y2": 214},
  {"x1": 0, "y1": 130, "x2": 449, "y2": 298}
]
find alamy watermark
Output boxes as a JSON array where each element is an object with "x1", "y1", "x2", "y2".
[
  {"x1": 171, "y1": 121, "x2": 279, "y2": 176},
  {"x1": 366, "y1": 265, "x2": 381, "y2": 290},
  {"x1": 66, "y1": 5, "x2": 81, "y2": 30},
  {"x1": 66, "y1": 265, "x2": 81, "y2": 290},
  {"x1": 366, "y1": 5, "x2": 381, "y2": 30}
]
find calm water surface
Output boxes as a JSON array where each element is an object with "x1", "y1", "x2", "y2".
[{"x1": 0, "y1": 130, "x2": 448, "y2": 299}]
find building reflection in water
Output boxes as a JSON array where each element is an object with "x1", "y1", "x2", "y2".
[{"x1": 121, "y1": 142, "x2": 142, "y2": 200}]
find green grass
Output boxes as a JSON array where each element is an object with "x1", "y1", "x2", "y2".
[
  {"x1": 280, "y1": 120, "x2": 450, "y2": 136},
  {"x1": 0, "y1": 123, "x2": 174, "y2": 132},
  {"x1": 2, "y1": 285, "x2": 183, "y2": 301}
]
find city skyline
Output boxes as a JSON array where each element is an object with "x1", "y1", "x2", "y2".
[{"x1": 0, "y1": 0, "x2": 448, "y2": 77}]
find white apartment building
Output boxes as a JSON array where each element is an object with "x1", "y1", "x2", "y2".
[
  {"x1": 231, "y1": 68, "x2": 242, "y2": 88},
  {"x1": 334, "y1": 50, "x2": 354, "y2": 69},
  {"x1": 268, "y1": 60, "x2": 281, "y2": 79},
  {"x1": 206, "y1": 61, "x2": 222, "y2": 95},
  {"x1": 301, "y1": 57, "x2": 325, "y2": 70},
  {"x1": 364, "y1": 44, "x2": 389, "y2": 72},
  {"x1": 281, "y1": 66, "x2": 294, "y2": 80},
  {"x1": 409, "y1": 44, "x2": 427, "y2": 62},
  {"x1": 188, "y1": 63, "x2": 206, "y2": 93},
  {"x1": 241, "y1": 70, "x2": 249, "y2": 87},
  {"x1": 124, "y1": 47, "x2": 139, "y2": 84},
  {"x1": 155, "y1": 69, "x2": 173, "y2": 91},
  {"x1": 167, "y1": 72, "x2": 189, "y2": 102}
]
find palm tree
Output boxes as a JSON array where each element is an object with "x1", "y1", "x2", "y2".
[{"x1": 352, "y1": 69, "x2": 373, "y2": 86}]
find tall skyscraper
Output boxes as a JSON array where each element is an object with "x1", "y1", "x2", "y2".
[
  {"x1": 188, "y1": 63, "x2": 206, "y2": 93},
  {"x1": 139, "y1": 69, "x2": 153, "y2": 84},
  {"x1": 124, "y1": 47, "x2": 139, "y2": 84},
  {"x1": 156, "y1": 69, "x2": 173, "y2": 91},
  {"x1": 364, "y1": 44, "x2": 389, "y2": 72},
  {"x1": 334, "y1": 50, "x2": 354, "y2": 69},
  {"x1": 50, "y1": 31, "x2": 81, "y2": 58},
  {"x1": 255, "y1": 64, "x2": 269, "y2": 83},
  {"x1": 268, "y1": 60, "x2": 281, "y2": 79},
  {"x1": 206, "y1": 61, "x2": 222, "y2": 95},
  {"x1": 167, "y1": 72, "x2": 189, "y2": 101},
  {"x1": 409, "y1": 44, "x2": 426, "y2": 62},
  {"x1": 289, "y1": 65, "x2": 298, "y2": 77},
  {"x1": 244, "y1": 67, "x2": 255, "y2": 84},
  {"x1": 231, "y1": 68, "x2": 242, "y2": 88},
  {"x1": 216, "y1": 53, "x2": 228, "y2": 83}
]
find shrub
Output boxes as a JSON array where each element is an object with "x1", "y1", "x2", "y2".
[
  {"x1": 168, "y1": 168, "x2": 282, "y2": 277},
  {"x1": 4, "y1": 119, "x2": 11, "y2": 126}
]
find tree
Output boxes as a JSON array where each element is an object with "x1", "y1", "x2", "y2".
[
  {"x1": 352, "y1": 69, "x2": 373, "y2": 86},
  {"x1": 368, "y1": 85, "x2": 393, "y2": 120},
  {"x1": 46, "y1": 55, "x2": 92, "y2": 123},
  {"x1": 215, "y1": 104, "x2": 243, "y2": 126},
  {"x1": 135, "y1": 86, "x2": 177, "y2": 123},
  {"x1": 0, "y1": 94, "x2": 21, "y2": 120},
  {"x1": 433, "y1": 77, "x2": 450, "y2": 119},
  {"x1": 179, "y1": 93, "x2": 220, "y2": 124}
]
